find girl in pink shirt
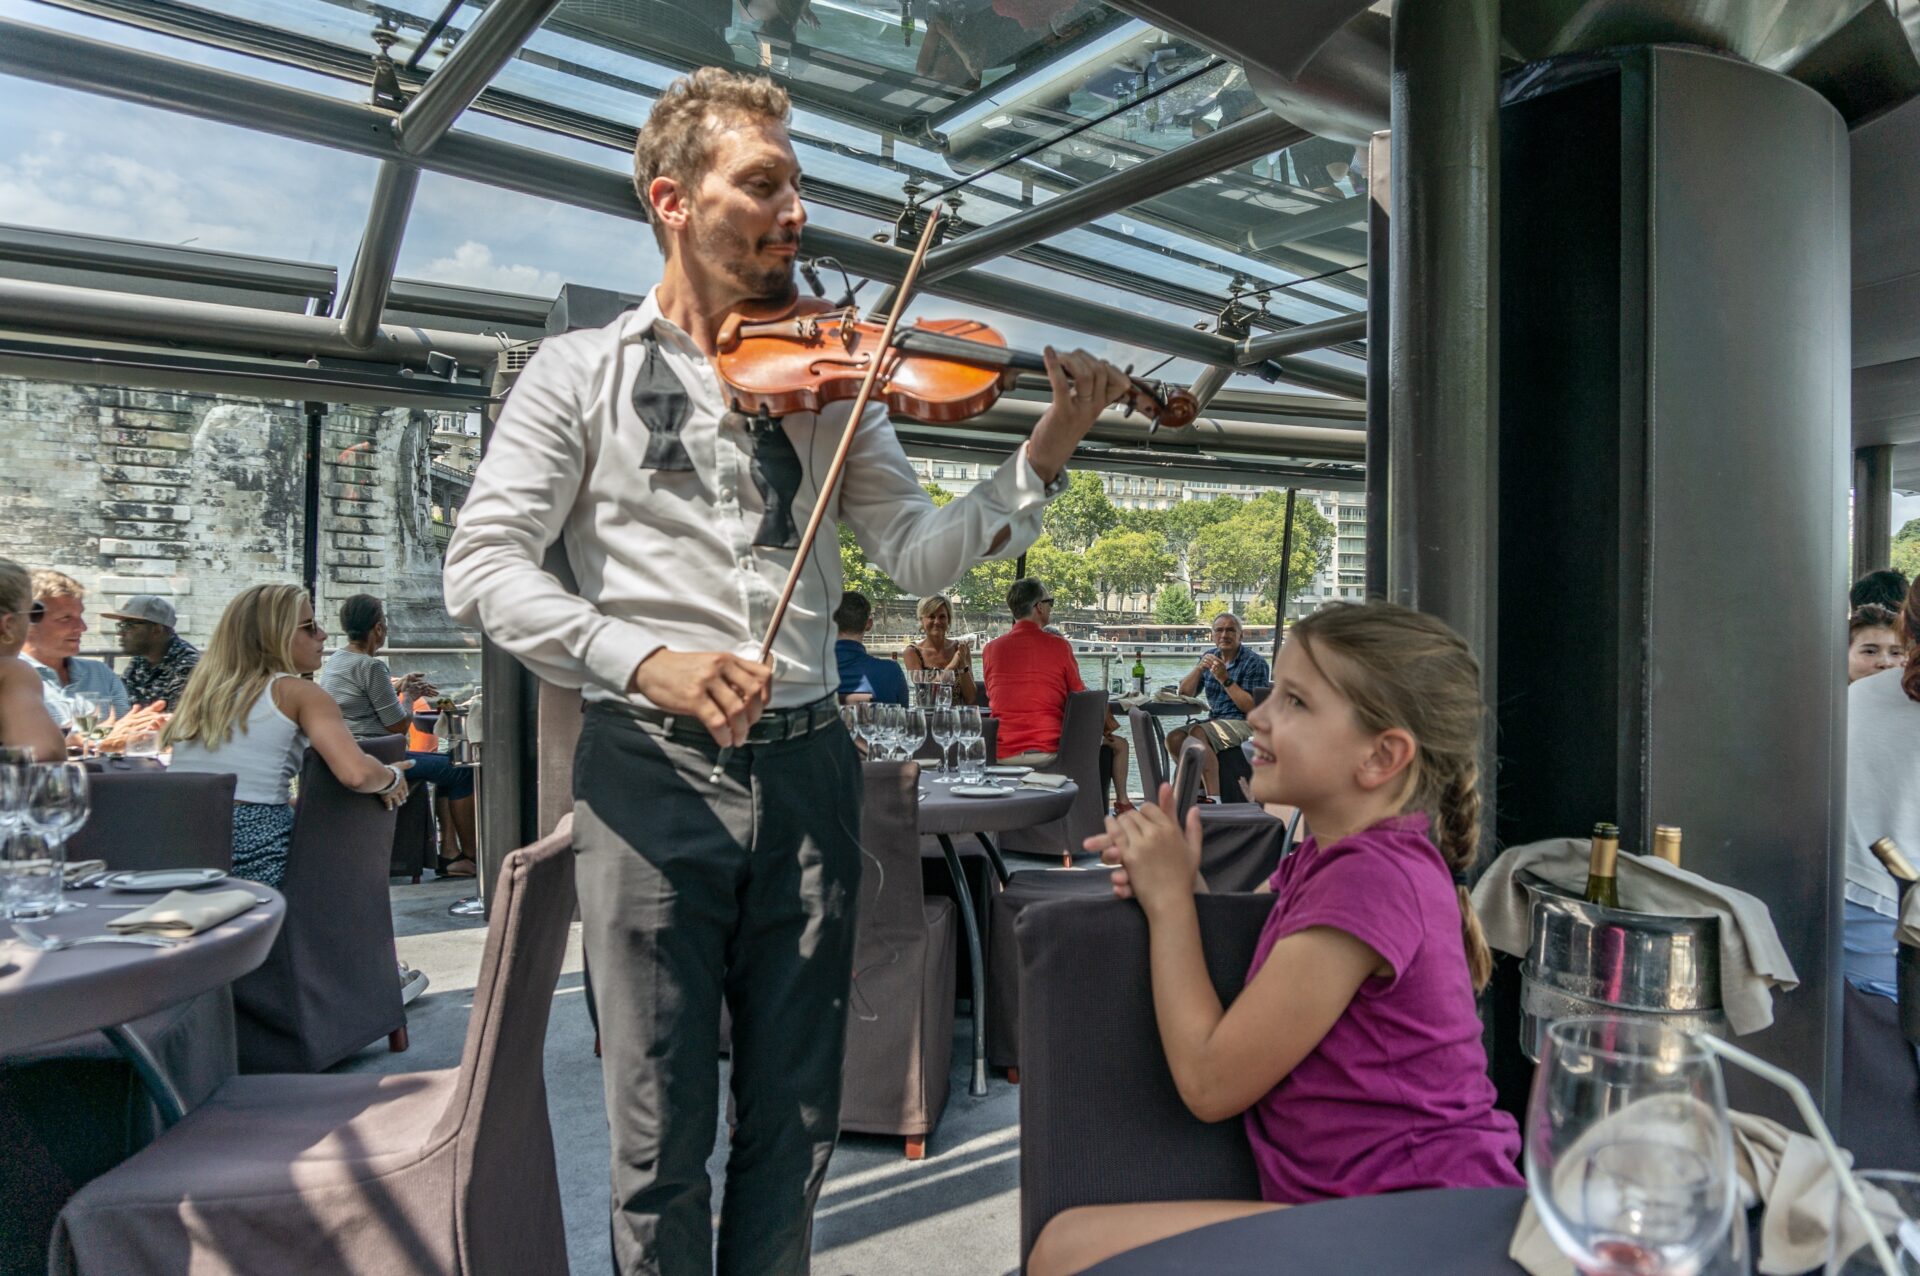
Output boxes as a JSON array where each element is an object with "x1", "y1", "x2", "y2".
[{"x1": 1028, "y1": 600, "x2": 1521, "y2": 1276}]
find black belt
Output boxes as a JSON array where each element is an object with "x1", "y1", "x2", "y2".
[{"x1": 605, "y1": 693, "x2": 841, "y2": 746}]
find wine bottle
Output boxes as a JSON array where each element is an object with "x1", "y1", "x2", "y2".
[
  {"x1": 1652, "y1": 825, "x2": 1682, "y2": 868},
  {"x1": 1870, "y1": 836, "x2": 1919, "y2": 884},
  {"x1": 1131, "y1": 649, "x2": 1147, "y2": 695},
  {"x1": 1583, "y1": 822, "x2": 1622, "y2": 908}
]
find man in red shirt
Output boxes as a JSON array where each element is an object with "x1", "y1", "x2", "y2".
[{"x1": 982, "y1": 578, "x2": 1083, "y2": 764}]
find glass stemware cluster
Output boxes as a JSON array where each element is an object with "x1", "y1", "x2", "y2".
[
  {"x1": 840, "y1": 703, "x2": 928, "y2": 763},
  {"x1": 0, "y1": 753, "x2": 91, "y2": 919}
]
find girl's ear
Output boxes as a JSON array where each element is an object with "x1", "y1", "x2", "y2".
[{"x1": 1355, "y1": 727, "x2": 1418, "y2": 793}]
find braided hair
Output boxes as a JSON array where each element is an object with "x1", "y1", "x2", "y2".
[{"x1": 1288, "y1": 601, "x2": 1495, "y2": 991}]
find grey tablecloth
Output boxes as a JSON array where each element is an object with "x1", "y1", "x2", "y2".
[
  {"x1": 1081, "y1": 1187, "x2": 1530, "y2": 1276},
  {"x1": 0, "y1": 885, "x2": 284, "y2": 1055},
  {"x1": 916, "y1": 782, "x2": 1077, "y2": 838}
]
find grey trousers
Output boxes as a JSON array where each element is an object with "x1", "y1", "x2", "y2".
[{"x1": 573, "y1": 703, "x2": 863, "y2": 1276}]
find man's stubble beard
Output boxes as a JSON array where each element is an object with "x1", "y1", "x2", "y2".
[{"x1": 692, "y1": 208, "x2": 796, "y2": 305}]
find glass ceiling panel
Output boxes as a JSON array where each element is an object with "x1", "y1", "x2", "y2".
[
  {"x1": 13, "y1": 0, "x2": 1372, "y2": 387},
  {"x1": 0, "y1": 72, "x2": 375, "y2": 273}
]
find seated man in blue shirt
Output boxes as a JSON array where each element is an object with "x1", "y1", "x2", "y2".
[
  {"x1": 1165, "y1": 611, "x2": 1270, "y2": 798},
  {"x1": 23, "y1": 569, "x2": 130, "y2": 729},
  {"x1": 833, "y1": 591, "x2": 909, "y2": 706}
]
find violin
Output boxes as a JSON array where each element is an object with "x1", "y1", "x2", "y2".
[{"x1": 712, "y1": 295, "x2": 1200, "y2": 430}]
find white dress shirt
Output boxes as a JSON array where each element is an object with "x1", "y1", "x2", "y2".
[{"x1": 443, "y1": 289, "x2": 1065, "y2": 709}]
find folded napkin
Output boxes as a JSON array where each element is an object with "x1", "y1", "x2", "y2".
[
  {"x1": 106, "y1": 889, "x2": 258, "y2": 938},
  {"x1": 1899, "y1": 888, "x2": 1920, "y2": 948},
  {"x1": 1471, "y1": 838, "x2": 1797, "y2": 1035},
  {"x1": 1020, "y1": 772, "x2": 1071, "y2": 790},
  {"x1": 1152, "y1": 690, "x2": 1209, "y2": 706},
  {"x1": 1510, "y1": 1109, "x2": 1901, "y2": 1276},
  {"x1": 61, "y1": 859, "x2": 107, "y2": 884}
]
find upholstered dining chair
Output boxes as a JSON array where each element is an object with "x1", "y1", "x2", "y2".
[
  {"x1": 840, "y1": 761, "x2": 957, "y2": 1159},
  {"x1": 49, "y1": 821, "x2": 579, "y2": 1276},
  {"x1": 66, "y1": 770, "x2": 236, "y2": 872},
  {"x1": 231, "y1": 737, "x2": 404, "y2": 1073},
  {"x1": 998, "y1": 690, "x2": 1108, "y2": 865},
  {"x1": 1128, "y1": 706, "x2": 1168, "y2": 805}
]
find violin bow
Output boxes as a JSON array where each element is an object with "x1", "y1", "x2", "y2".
[{"x1": 709, "y1": 201, "x2": 948, "y2": 781}]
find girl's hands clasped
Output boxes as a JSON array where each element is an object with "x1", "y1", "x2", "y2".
[{"x1": 1085, "y1": 782, "x2": 1204, "y2": 912}]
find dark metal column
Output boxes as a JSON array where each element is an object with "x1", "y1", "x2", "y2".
[
  {"x1": 1364, "y1": 130, "x2": 1390, "y2": 600},
  {"x1": 301, "y1": 401, "x2": 324, "y2": 603},
  {"x1": 1386, "y1": 0, "x2": 1499, "y2": 652},
  {"x1": 1273, "y1": 486, "x2": 1297, "y2": 663},
  {"x1": 1854, "y1": 444, "x2": 1895, "y2": 575}
]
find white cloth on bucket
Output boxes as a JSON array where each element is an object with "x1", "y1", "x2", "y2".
[
  {"x1": 1510, "y1": 1109, "x2": 1901, "y2": 1276},
  {"x1": 1471, "y1": 838, "x2": 1797, "y2": 1034}
]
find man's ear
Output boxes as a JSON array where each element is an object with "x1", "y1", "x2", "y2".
[
  {"x1": 648, "y1": 174, "x2": 690, "y2": 238},
  {"x1": 1354, "y1": 726, "x2": 1417, "y2": 793}
]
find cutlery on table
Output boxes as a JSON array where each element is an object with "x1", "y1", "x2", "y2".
[{"x1": 8, "y1": 922, "x2": 180, "y2": 951}]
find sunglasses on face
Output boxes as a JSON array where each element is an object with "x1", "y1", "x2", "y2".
[
  {"x1": 297, "y1": 620, "x2": 324, "y2": 636},
  {"x1": 28, "y1": 601, "x2": 44, "y2": 624}
]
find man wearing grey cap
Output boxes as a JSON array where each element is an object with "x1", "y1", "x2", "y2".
[{"x1": 105, "y1": 594, "x2": 199, "y2": 711}]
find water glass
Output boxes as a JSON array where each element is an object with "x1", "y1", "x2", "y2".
[
  {"x1": 125, "y1": 729, "x2": 162, "y2": 759},
  {"x1": 1527, "y1": 1017, "x2": 1737, "y2": 1276},
  {"x1": 0, "y1": 765, "x2": 22, "y2": 836},
  {"x1": 2, "y1": 828, "x2": 63, "y2": 920}
]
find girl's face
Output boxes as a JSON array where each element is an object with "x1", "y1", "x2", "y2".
[
  {"x1": 923, "y1": 606, "x2": 950, "y2": 645},
  {"x1": 292, "y1": 599, "x2": 327, "y2": 674},
  {"x1": 1849, "y1": 625, "x2": 1904, "y2": 683},
  {"x1": 1245, "y1": 637, "x2": 1377, "y2": 809}
]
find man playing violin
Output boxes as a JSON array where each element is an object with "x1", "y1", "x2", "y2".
[{"x1": 444, "y1": 66, "x2": 1132, "y2": 1276}]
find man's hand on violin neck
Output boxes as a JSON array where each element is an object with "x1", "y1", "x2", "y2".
[
  {"x1": 1029, "y1": 347, "x2": 1134, "y2": 482},
  {"x1": 629, "y1": 649, "x2": 774, "y2": 748}
]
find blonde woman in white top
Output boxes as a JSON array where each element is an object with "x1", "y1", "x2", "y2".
[{"x1": 164, "y1": 584, "x2": 409, "y2": 888}]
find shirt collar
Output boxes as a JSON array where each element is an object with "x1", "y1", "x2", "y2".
[
  {"x1": 617, "y1": 287, "x2": 700, "y2": 352},
  {"x1": 20, "y1": 650, "x2": 56, "y2": 678}
]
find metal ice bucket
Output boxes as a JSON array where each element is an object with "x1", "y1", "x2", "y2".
[
  {"x1": 438, "y1": 708, "x2": 475, "y2": 767},
  {"x1": 1518, "y1": 871, "x2": 1726, "y2": 1061}
]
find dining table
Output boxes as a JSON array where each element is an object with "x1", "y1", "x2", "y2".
[
  {"x1": 913, "y1": 775, "x2": 1077, "y2": 1096},
  {"x1": 1081, "y1": 1186, "x2": 1532, "y2": 1276},
  {"x1": 0, "y1": 884, "x2": 285, "y2": 1123}
]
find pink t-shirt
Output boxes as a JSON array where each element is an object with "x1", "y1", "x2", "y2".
[{"x1": 1243, "y1": 812, "x2": 1522, "y2": 1204}]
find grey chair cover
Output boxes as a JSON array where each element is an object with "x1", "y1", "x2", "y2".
[
  {"x1": 1838, "y1": 984, "x2": 1920, "y2": 1172},
  {"x1": 0, "y1": 994, "x2": 234, "y2": 1276},
  {"x1": 984, "y1": 867, "x2": 1115, "y2": 1073},
  {"x1": 1172, "y1": 739, "x2": 1208, "y2": 823},
  {"x1": 840, "y1": 761, "x2": 957, "y2": 1146},
  {"x1": 232, "y1": 737, "x2": 404, "y2": 1073},
  {"x1": 1195, "y1": 805, "x2": 1287, "y2": 894},
  {"x1": 50, "y1": 822, "x2": 578, "y2": 1276},
  {"x1": 65, "y1": 771, "x2": 236, "y2": 873},
  {"x1": 999, "y1": 690, "x2": 1109, "y2": 859},
  {"x1": 1128, "y1": 707, "x2": 1167, "y2": 801},
  {"x1": 1016, "y1": 893, "x2": 1272, "y2": 1263},
  {"x1": 388, "y1": 782, "x2": 436, "y2": 882}
]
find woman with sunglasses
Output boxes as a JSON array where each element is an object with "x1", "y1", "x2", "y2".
[
  {"x1": 164, "y1": 584, "x2": 410, "y2": 889},
  {"x1": 0, "y1": 556, "x2": 66, "y2": 761}
]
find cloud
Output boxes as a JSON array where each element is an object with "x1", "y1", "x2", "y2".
[{"x1": 412, "y1": 242, "x2": 566, "y2": 297}]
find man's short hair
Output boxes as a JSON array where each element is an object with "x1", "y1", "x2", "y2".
[
  {"x1": 631, "y1": 67, "x2": 791, "y2": 252},
  {"x1": 29, "y1": 569, "x2": 84, "y2": 604},
  {"x1": 1211, "y1": 611, "x2": 1242, "y2": 630},
  {"x1": 1007, "y1": 578, "x2": 1049, "y2": 620},
  {"x1": 1851, "y1": 569, "x2": 1911, "y2": 612},
  {"x1": 832, "y1": 591, "x2": 872, "y2": 633}
]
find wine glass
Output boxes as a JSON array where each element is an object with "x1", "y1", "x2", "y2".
[
  {"x1": 865, "y1": 705, "x2": 895, "y2": 761},
  {"x1": 928, "y1": 707, "x2": 957, "y2": 778},
  {"x1": 25, "y1": 762, "x2": 89, "y2": 912},
  {"x1": 67, "y1": 693, "x2": 101, "y2": 753},
  {"x1": 904, "y1": 706, "x2": 928, "y2": 761},
  {"x1": 0, "y1": 765, "x2": 22, "y2": 840},
  {"x1": 955, "y1": 706, "x2": 985, "y2": 782},
  {"x1": 845, "y1": 702, "x2": 876, "y2": 758},
  {"x1": 1527, "y1": 1016, "x2": 1737, "y2": 1276}
]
